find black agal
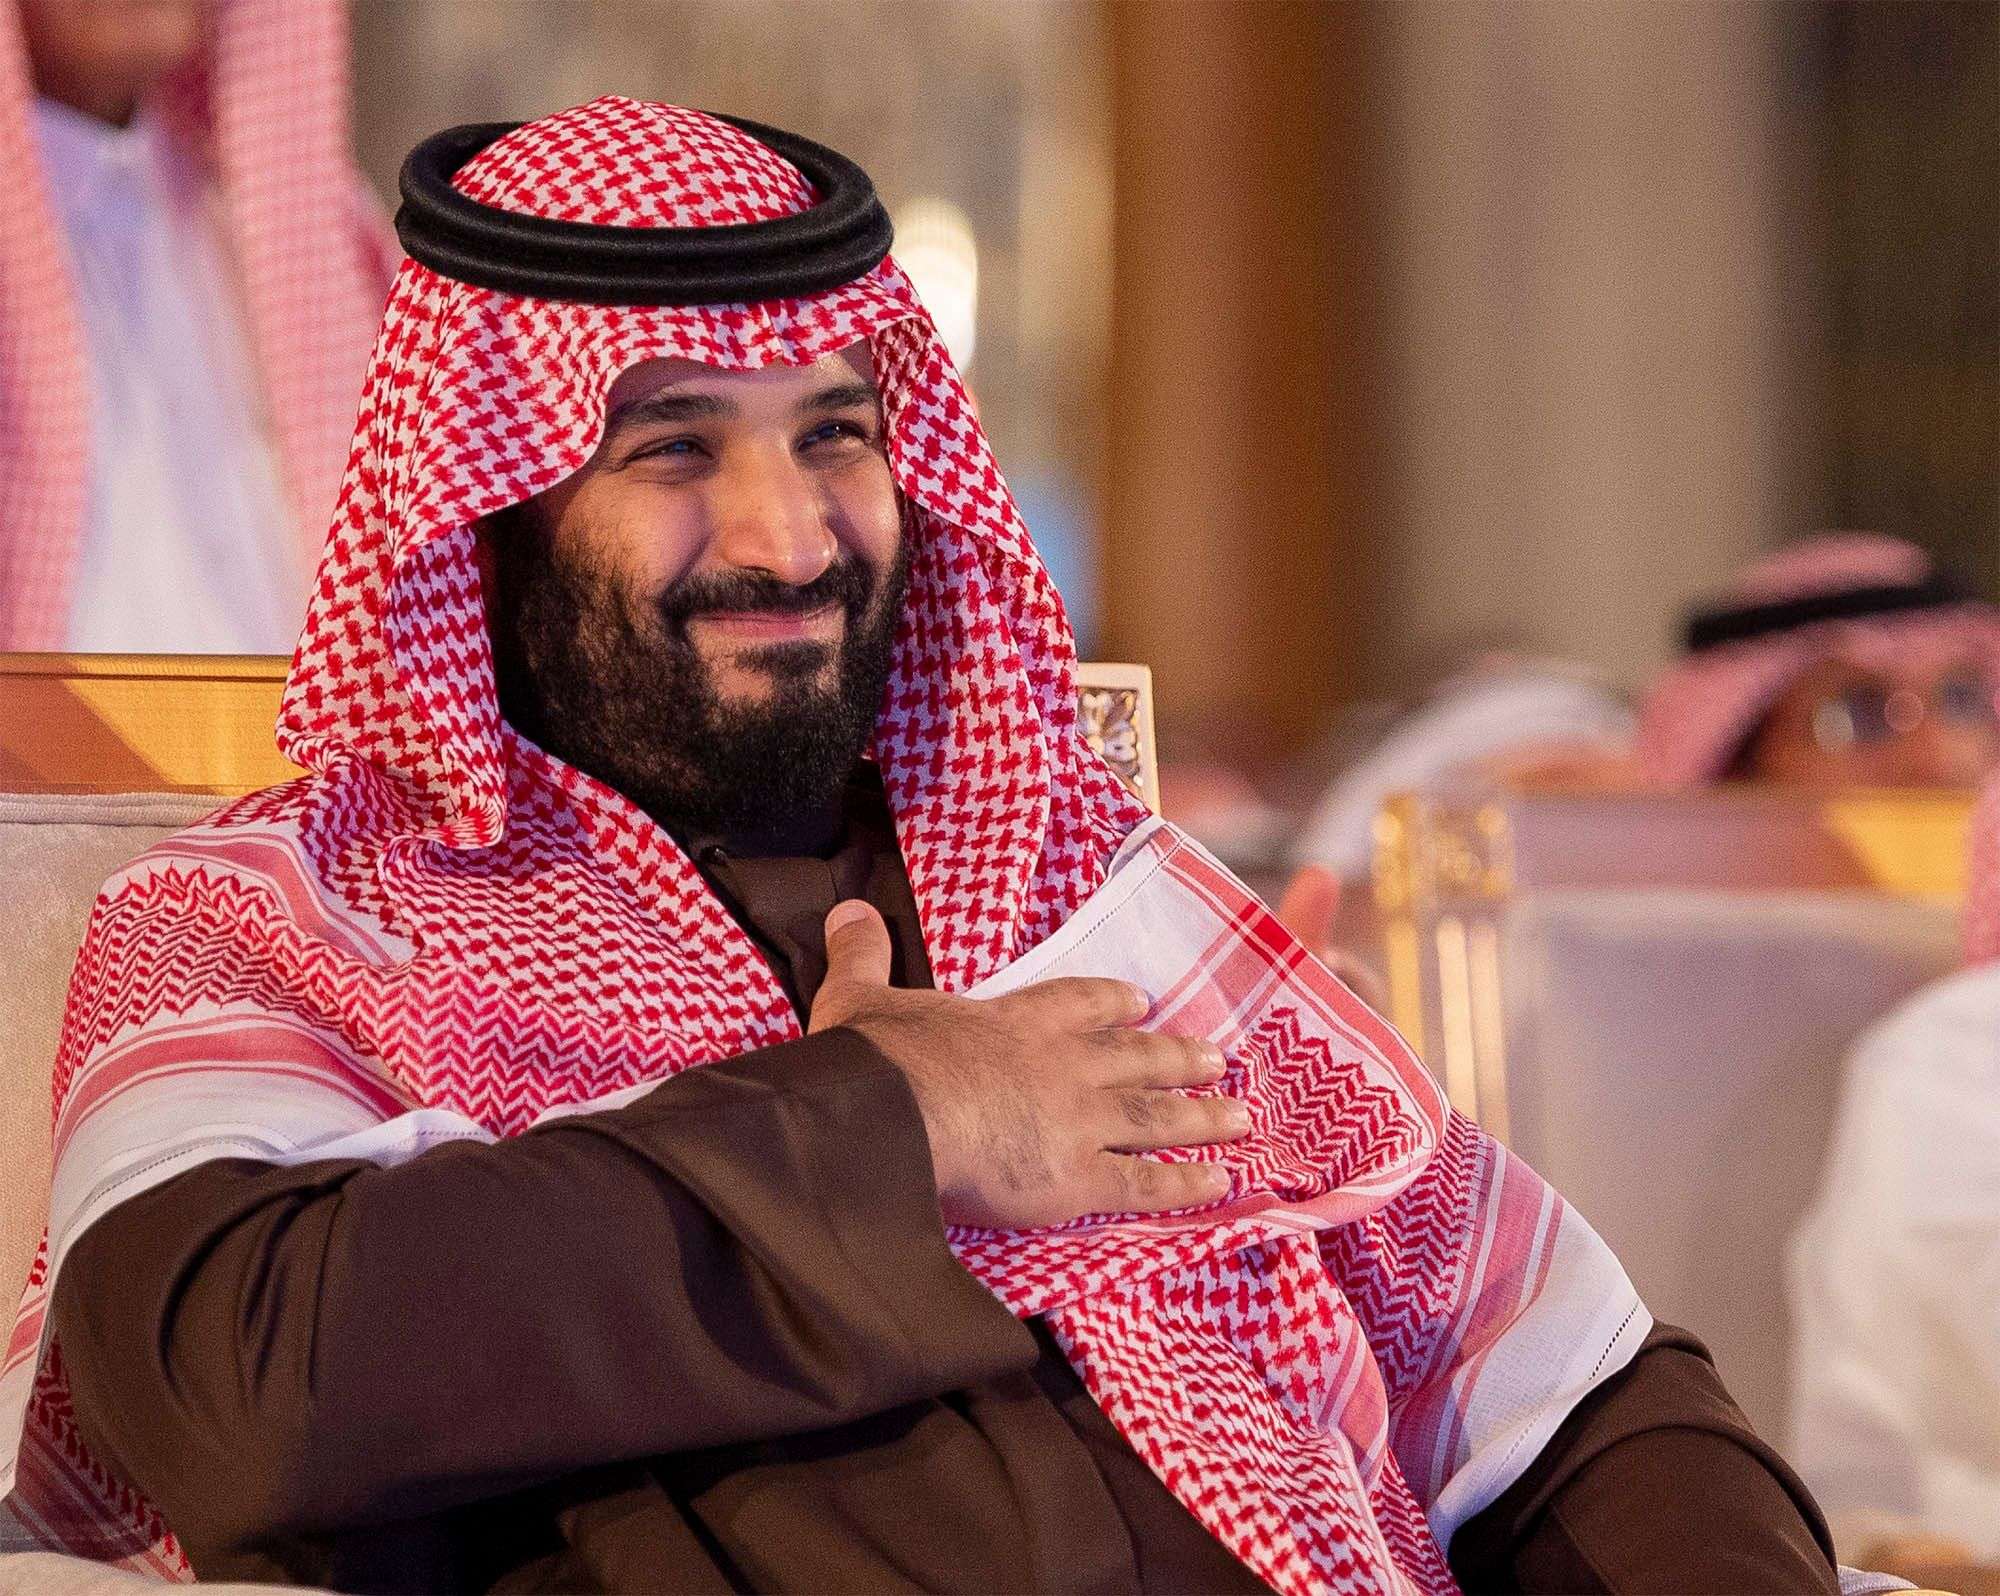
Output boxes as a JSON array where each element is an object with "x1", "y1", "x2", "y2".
[
  {"x1": 1684, "y1": 574, "x2": 1970, "y2": 653},
  {"x1": 395, "y1": 115, "x2": 893, "y2": 307}
]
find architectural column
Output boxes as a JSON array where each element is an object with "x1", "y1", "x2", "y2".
[{"x1": 1101, "y1": 0, "x2": 1382, "y2": 766}]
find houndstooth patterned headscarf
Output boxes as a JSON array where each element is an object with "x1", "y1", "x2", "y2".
[
  {"x1": 0, "y1": 0, "x2": 393, "y2": 647},
  {"x1": 2, "y1": 101, "x2": 1651, "y2": 1592}
]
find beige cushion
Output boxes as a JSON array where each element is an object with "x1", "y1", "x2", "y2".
[
  {"x1": 0, "y1": 793, "x2": 218, "y2": 1329},
  {"x1": 0, "y1": 792, "x2": 325, "y2": 1591},
  {"x1": 1499, "y1": 886, "x2": 1961, "y2": 1438},
  {"x1": 0, "y1": 1551, "x2": 299, "y2": 1593}
]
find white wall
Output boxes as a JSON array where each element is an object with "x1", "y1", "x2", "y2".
[{"x1": 1371, "y1": 0, "x2": 1818, "y2": 692}]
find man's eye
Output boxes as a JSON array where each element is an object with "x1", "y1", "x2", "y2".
[
  {"x1": 632, "y1": 436, "x2": 704, "y2": 463},
  {"x1": 801, "y1": 420, "x2": 872, "y2": 450}
]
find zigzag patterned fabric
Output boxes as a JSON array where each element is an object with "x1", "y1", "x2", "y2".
[{"x1": 0, "y1": 99, "x2": 1648, "y2": 1591}]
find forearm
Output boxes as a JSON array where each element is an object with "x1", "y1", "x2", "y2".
[
  {"x1": 52, "y1": 1028, "x2": 1031, "y2": 1558},
  {"x1": 1448, "y1": 1326, "x2": 1839, "y2": 1594}
]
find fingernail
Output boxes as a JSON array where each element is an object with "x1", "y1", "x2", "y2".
[
  {"x1": 1225, "y1": 1100, "x2": 1253, "y2": 1133},
  {"x1": 1202, "y1": 1042, "x2": 1228, "y2": 1074},
  {"x1": 825, "y1": 900, "x2": 871, "y2": 935},
  {"x1": 1204, "y1": 1164, "x2": 1232, "y2": 1193}
]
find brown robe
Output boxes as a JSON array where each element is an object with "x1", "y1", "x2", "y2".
[{"x1": 50, "y1": 768, "x2": 1839, "y2": 1593}]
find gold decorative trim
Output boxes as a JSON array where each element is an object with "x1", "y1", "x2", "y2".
[
  {"x1": 0, "y1": 652, "x2": 291, "y2": 682},
  {"x1": 1371, "y1": 781, "x2": 1978, "y2": 1142},
  {"x1": 1075, "y1": 661, "x2": 1160, "y2": 814},
  {"x1": 0, "y1": 653, "x2": 297, "y2": 796}
]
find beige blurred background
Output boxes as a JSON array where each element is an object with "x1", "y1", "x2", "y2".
[{"x1": 348, "y1": 0, "x2": 1998, "y2": 772}]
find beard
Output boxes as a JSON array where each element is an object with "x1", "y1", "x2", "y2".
[{"x1": 484, "y1": 503, "x2": 909, "y2": 853}]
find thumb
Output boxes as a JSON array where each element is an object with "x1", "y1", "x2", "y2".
[{"x1": 811, "y1": 899, "x2": 894, "y2": 1031}]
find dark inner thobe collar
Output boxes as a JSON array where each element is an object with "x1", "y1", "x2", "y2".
[{"x1": 683, "y1": 761, "x2": 934, "y2": 1016}]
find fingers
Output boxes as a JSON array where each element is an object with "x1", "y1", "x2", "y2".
[
  {"x1": 1101, "y1": 1087, "x2": 1251, "y2": 1154},
  {"x1": 1093, "y1": 1029, "x2": 1227, "y2": 1089},
  {"x1": 1275, "y1": 865, "x2": 1341, "y2": 954},
  {"x1": 809, "y1": 899, "x2": 893, "y2": 1032},
  {"x1": 1010, "y1": 976, "x2": 1150, "y2": 1031},
  {"x1": 1092, "y1": 1153, "x2": 1232, "y2": 1215},
  {"x1": 1324, "y1": 949, "x2": 1390, "y2": 1014}
]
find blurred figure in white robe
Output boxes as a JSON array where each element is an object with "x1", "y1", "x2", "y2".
[
  {"x1": 1290, "y1": 653, "x2": 1638, "y2": 881},
  {"x1": 1788, "y1": 776, "x2": 2000, "y2": 1588},
  {"x1": 1, "y1": 0, "x2": 392, "y2": 653}
]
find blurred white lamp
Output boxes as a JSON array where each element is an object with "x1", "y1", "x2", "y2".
[{"x1": 891, "y1": 197, "x2": 979, "y2": 372}]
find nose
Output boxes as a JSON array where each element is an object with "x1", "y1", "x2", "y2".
[{"x1": 708, "y1": 447, "x2": 837, "y2": 588}]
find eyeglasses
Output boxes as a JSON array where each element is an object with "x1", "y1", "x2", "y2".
[{"x1": 1810, "y1": 669, "x2": 2000, "y2": 753}]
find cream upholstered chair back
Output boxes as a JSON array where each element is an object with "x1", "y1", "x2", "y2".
[
  {"x1": 0, "y1": 653, "x2": 1158, "y2": 1334},
  {"x1": 1372, "y1": 782, "x2": 1971, "y2": 1127},
  {"x1": 0, "y1": 793, "x2": 221, "y2": 1317},
  {"x1": 1372, "y1": 779, "x2": 1972, "y2": 1439}
]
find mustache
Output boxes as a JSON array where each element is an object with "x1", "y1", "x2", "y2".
[{"x1": 656, "y1": 558, "x2": 877, "y2": 630}]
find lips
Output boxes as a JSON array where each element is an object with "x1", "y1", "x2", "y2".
[{"x1": 686, "y1": 601, "x2": 843, "y2": 643}]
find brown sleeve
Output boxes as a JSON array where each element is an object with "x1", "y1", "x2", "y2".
[
  {"x1": 51, "y1": 1027, "x2": 1032, "y2": 1567},
  {"x1": 1447, "y1": 1324, "x2": 1841, "y2": 1594}
]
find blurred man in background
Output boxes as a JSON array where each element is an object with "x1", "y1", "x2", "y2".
[
  {"x1": 1787, "y1": 774, "x2": 2000, "y2": 1592},
  {"x1": 0, "y1": 0, "x2": 392, "y2": 652},
  {"x1": 1639, "y1": 533, "x2": 2000, "y2": 791}
]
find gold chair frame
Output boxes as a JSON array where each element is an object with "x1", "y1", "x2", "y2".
[
  {"x1": 1372, "y1": 780, "x2": 1975, "y2": 1138},
  {"x1": 0, "y1": 653, "x2": 1160, "y2": 812}
]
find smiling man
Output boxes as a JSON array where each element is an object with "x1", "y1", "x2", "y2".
[
  {"x1": 484, "y1": 353, "x2": 911, "y2": 859},
  {"x1": 0, "y1": 101, "x2": 1848, "y2": 1595}
]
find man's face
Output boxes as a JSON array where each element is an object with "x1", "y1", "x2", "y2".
[
  {"x1": 483, "y1": 347, "x2": 909, "y2": 848},
  {"x1": 19, "y1": 1, "x2": 208, "y2": 126},
  {"x1": 1741, "y1": 651, "x2": 2000, "y2": 789}
]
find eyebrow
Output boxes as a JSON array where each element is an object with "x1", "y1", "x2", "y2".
[
  {"x1": 604, "y1": 378, "x2": 882, "y2": 440},
  {"x1": 799, "y1": 380, "x2": 882, "y2": 416}
]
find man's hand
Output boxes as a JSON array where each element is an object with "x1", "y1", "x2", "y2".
[
  {"x1": 1275, "y1": 865, "x2": 1390, "y2": 1012},
  {"x1": 1275, "y1": 865, "x2": 1342, "y2": 952},
  {"x1": 810, "y1": 900, "x2": 1249, "y2": 1230}
]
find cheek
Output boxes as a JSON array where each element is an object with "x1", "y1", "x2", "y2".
[
  {"x1": 832, "y1": 461, "x2": 904, "y2": 571},
  {"x1": 1941, "y1": 725, "x2": 2000, "y2": 770},
  {"x1": 553, "y1": 482, "x2": 707, "y2": 600}
]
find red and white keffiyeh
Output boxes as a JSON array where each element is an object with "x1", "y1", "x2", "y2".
[
  {"x1": 1637, "y1": 534, "x2": 2000, "y2": 787},
  {"x1": 0, "y1": 99, "x2": 1647, "y2": 1592},
  {"x1": 0, "y1": 0, "x2": 393, "y2": 648}
]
